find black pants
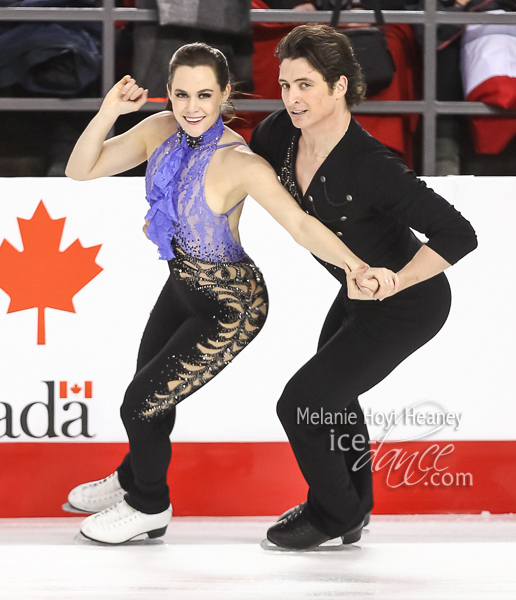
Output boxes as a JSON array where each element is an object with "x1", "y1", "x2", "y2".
[
  {"x1": 277, "y1": 272, "x2": 452, "y2": 536},
  {"x1": 117, "y1": 243, "x2": 268, "y2": 514}
]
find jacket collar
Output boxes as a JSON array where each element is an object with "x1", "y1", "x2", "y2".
[{"x1": 290, "y1": 114, "x2": 362, "y2": 197}]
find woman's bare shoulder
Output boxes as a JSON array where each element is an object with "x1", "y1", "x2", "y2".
[
  {"x1": 217, "y1": 140, "x2": 275, "y2": 192},
  {"x1": 214, "y1": 125, "x2": 253, "y2": 168},
  {"x1": 139, "y1": 111, "x2": 178, "y2": 158},
  {"x1": 219, "y1": 124, "x2": 249, "y2": 147},
  {"x1": 220, "y1": 128, "x2": 270, "y2": 167}
]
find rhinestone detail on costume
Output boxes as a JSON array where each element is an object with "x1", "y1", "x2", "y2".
[
  {"x1": 281, "y1": 134, "x2": 345, "y2": 223},
  {"x1": 145, "y1": 115, "x2": 248, "y2": 263},
  {"x1": 139, "y1": 243, "x2": 268, "y2": 418},
  {"x1": 281, "y1": 136, "x2": 303, "y2": 206}
]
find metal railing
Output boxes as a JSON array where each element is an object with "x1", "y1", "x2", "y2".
[{"x1": 1, "y1": 2, "x2": 516, "y2": 174}]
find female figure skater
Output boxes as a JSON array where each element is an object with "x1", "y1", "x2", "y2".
[
  {"x1": 250, "y1": 25, "x2": 478, "y2": 550},
  {"x1": 64, "y1": 43, "x2": 392, "y2": 545}
]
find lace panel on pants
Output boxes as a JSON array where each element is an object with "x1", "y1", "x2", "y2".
[{"x1": 140, "y1": 244, "x2": 268, "y2": 418}]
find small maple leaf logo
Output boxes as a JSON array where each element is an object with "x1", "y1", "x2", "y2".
[
  {"x1": 0, "y1": 201, "x2": 103, "y2": 345},
  {"x1": 60, "y1": 381, "x2": 92, "y2": 398}
]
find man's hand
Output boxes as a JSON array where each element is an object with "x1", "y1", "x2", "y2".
[
  {"x1": 343, "y1": 263, "x2": 376, "y2": 300},
  {"x1": 359, "y1": 267, "x2": 399, "y2": 301},
  {"x1": 343, "y1": 263, "x2": 399, "y2": 301}
]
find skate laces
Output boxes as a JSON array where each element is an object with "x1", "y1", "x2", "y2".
[
  {"x1": 286, "y1": 507, "x2": 301, "y2": 522},
  {"x1": 91, "y1": 472, "x2": 115, "y2": 488},
  {"x1": 284, "y1": 505, "x2": 307, "y2": 527},
  {"x1": 84, "y1": 473, "x2": 122, "y2": 500},
  {"x1": 93, "y1": 500, "x2": 136, "y2": 525}
]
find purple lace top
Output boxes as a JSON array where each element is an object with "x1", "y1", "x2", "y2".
[{"x1": 145, "y1": 115, "x2": 249, "y2": 263}]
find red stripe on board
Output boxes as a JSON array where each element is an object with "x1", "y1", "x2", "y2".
[
  {"x1": 84, "y1": 381, "x2": 92, "y2": 399},
  {"x1": 0, "y1": 441, "x2": 515, "y2": 518},
  {"x1": 59, "y1": 381, "x2": 67, "y2": 399}
]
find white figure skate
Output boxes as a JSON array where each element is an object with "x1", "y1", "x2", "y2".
[
  {"x1": 65, "y1": 472, "x2": 126, "y2": 514},
  {"x1": 80, "y1": 500, "x2": 172, "y2": 544}
]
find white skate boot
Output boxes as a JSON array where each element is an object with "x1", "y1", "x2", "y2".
[
  {"x1": 80, "y1": 500, "x2": 172, "y2": 544},
  {"x1": 67, "y1": 472, "x2": 126, "y2": 514}
]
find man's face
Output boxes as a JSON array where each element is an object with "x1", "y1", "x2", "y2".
[{"x1": 278, "y1": 57, "x2": 347, "y2": 130}]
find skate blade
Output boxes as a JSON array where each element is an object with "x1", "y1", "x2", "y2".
[
  {"x1": 260, "y1": 538, "x2": 359, "y2": 552},
  {"x1": 62, "y1": 502, "x2": 92, "y2": 515},
  {"x1": 74, "y1": 532, "x2": 164, "y2": 546}
]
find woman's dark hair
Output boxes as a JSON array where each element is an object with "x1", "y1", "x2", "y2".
[
  {"x1": 275, "y1": 25, "x2": 366, "y2": 107},
  {"x1": 165, "y1": 43, "x2": 235, "y2": 121}
]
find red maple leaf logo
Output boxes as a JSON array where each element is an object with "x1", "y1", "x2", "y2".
[{"x1": 0, "y1": 201, "x2": 103, "y2": 345}]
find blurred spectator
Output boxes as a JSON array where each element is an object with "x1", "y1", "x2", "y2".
[
  {"x1": 266, "y1": 0, "x2": 316, "y2": 8},
  {"x1": 461, "y1": 1, "x2": 516, "y2": 156},
  {"x1": 0, "y1": 0, "x2": 102, "y2": 97},
  {"x1": 133, "y1": 0, "x2": 254, "y2": 99},
  {"x1": 0, "y1": 0, "x2": 103, "y2": 177},
  {"x1": 241, "y1": 0, "x2": 420, "y2": 169},
  {"x1": 406, "y1": 0, "x2": 467, "y2": 175}
]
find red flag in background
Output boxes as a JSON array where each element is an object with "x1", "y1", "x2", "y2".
[{"x1": 59, "y1": 381, "x2": 93, "y2": 399}]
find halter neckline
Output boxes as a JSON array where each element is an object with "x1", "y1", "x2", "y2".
[
  {"x1": 144, "y1": 114, "x2": 248, "y2": 262},
  {"x1": 177, "y1": 115, "x2": 225, "y2": 150}
]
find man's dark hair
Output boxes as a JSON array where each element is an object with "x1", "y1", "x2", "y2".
[{"x1": 275, "y1": 24, "x2": 366, "y2": 107}]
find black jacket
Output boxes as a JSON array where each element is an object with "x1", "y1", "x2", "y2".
[{"x1": 249, "y1": 110, "x2": 477, "y2": 284}]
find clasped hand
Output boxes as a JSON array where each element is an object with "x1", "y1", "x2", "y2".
[
  {"x1": 343, "y1": 263, "x2": 400, "y2": 301},
  {"x1": 101, "y1": 75, "x2": 148, "y2": 116}
]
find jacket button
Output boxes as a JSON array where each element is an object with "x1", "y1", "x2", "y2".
[
  {"x1": 308, "y1": 195, "x2": 314, "y2": 202},
  {"x1": 336, "y1": 231, "x2": 343, "y2": 237},
  {"x1": 320, "y1": 176, "x2": 326, "y2": 183},
  {"x1": 340, "y1": 216, "x2": 347, "y2": 221},
  {"x1": 346, "y1": 194, "x2": 352, "y2": 201}
]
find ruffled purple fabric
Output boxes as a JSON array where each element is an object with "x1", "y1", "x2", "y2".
[
  {"x1": 145, "y1": 116, "x2": 225, "y2": 260},
  {"x1": 145, "y1": 143, "x2": 184, "y2": 260}
]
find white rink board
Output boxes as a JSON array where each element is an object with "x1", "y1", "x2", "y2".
[{"x1": 0, "y1": 176, "x2": 513, "y2": 442}]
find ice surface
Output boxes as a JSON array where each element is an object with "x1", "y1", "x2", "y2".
[{"x1": 1, "y1": 514, "x2": 515, "y2": 599}]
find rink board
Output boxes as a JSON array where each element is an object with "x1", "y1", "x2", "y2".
[
  {"x1": 1, "y1": 440, "x2": 515, "y2": 518},
  {"x1": 0, "y1": 176, "x2": 514, "y2": 516}
]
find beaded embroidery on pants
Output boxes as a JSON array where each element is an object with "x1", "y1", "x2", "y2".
[{"x1": 139, "y1": 243, "x2": 268, "y2": 418}]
